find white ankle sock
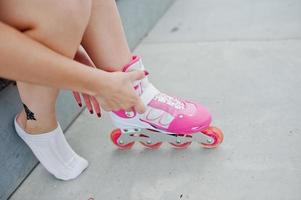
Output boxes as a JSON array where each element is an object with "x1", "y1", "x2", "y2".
[{"x1": 14, "y1": 117, "x2": 88, "y2": 180}]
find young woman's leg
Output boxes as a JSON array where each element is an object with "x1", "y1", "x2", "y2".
[
  {"x1": 0, "y1": 0, "x2": 91, "y2": 180},
  {"x1": 80, "y1": 0, "x2": 219, "y2": 150},
  {"x1": 0, "y1": 0, "x2": 92, "y2": 133},
  {"x1": 81, "y1": 0, "x2": 131, "y2": 71}
]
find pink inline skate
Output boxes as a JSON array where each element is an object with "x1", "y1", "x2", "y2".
[{"x1": 110, "y1": 56, "x2": 223, "y2": 149}]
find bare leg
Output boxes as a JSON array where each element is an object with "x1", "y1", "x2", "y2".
[
  {"x1": 80, "y1": 0, "x2": 148, "y2": 114},
  {"x1": 82, "y1": 0, "x2": 131, "y2": 71},
  {"x1": 0, "y1": 0, "x2": 92, "y2": 134},
  {"x1": 80, "y1": 0, "x2": 220, "y2": 151},
  {"x1": 0, "y1": 0, "x2": 91, "y2": 180}
]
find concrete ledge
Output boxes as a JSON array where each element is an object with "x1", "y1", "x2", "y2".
[
  {"x1": 0, "y1": 79, "x2": 10, "y2": 91},
  {"x1": 0, "y1": 0, "x2": 174, "y2": 199}
]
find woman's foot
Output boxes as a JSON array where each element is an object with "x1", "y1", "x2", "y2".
[{"x1": 15, "y1": 113, "x2": 88, "y2": 180}]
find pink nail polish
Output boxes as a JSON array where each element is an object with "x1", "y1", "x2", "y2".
[
  {"x1": 144, "y1": 70, "x2": 149, "y2": 76},
  {"x1": 78, "y1": 103, "x2": 82, "y2": 107}
]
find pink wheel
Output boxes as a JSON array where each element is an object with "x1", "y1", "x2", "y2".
[
  {"x1": 169, "y1": 134, "x2": 192, "y2": 149},
  {"x1": 139, "y1": 141, "x2": 162, "y2": 149},
  {"x1": 169, "y1": 141, "x2": 192, "y2": 149},
  {"x1": 139, "y1": 133, "x2": 162, "y2": 149},
  {"x1": 200, "y1": 127, "x2": 224, "y2": 148},
  {"x1": 110, "y1": 129, "x2": 134, "y2": 149}
]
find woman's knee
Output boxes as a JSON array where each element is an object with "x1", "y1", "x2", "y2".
[
  {"x1": 30, "y1": 0, "x2": 92, "y2": 55},
  {"x1": 54, "y1": 0, "x2": 92, "y2": 36},
  {"x1": 0, "y1": 0, "x2": 92, "y2": 56}
]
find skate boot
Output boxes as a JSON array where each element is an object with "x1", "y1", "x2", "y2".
[{"x1": 110, "y1": 55, "x2": 223, "y2": 149}]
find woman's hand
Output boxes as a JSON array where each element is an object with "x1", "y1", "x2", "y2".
[
  {"x1": 73, "y1": 46, "x2": 102, "y2": 117},
  {"x1": 96, "y1": 70, "x2": 146, "y2": 114},
  {"x1": 73, "y1": 91, "x2": 101, "y2": 117},
  {"x1": 73, "y1": 46, "x2": 146, "y2": 116}
]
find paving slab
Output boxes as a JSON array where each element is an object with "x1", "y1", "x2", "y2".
[
  {"x1": 10, "y1": 0, "x2": 301, "y2": 200},
  {"x1": 145, "y1": 0, "x2": 301, "y2": 43}
]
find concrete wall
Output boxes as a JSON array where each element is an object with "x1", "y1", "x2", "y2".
[
  {"x1": 0, "y1": 0, "x2": 174, "y2": 199},
  {"x1": 0, "y1": 80, "x2": 10, "y2": 91}
]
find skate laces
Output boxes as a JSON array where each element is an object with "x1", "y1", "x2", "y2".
[{"x1": 153, "y1": 93, "x2": 185, "y2": 110}]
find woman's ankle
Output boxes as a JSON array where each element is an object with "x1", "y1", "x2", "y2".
[{"x1": 17, "y1": 110, "x2": 58, "y2": 135}]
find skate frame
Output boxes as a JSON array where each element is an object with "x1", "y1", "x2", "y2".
[{"x1": 117, "y1": 128, "x2": 215, "y2": 145}]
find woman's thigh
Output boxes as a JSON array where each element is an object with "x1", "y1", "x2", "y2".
[
  {"x1": 0, "y1": 0, "x2": 92, "y2": 56},
  {"x1": 0, "y1": 0, "x2": 90, "y2": 30}
]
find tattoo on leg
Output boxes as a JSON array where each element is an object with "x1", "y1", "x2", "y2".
[{"x1": 23, "y1": 103, "x2": 36, "y2": 120}]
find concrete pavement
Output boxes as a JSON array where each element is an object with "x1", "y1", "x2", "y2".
[{"x1": 10, "y1": 0, "x2": 301, "y2": 199}]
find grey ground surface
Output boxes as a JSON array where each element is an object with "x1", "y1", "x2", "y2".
[{"x1": 10, "y1": 0, "x2": 301, "y2": 199}]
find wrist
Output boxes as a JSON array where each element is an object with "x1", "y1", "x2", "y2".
[{"x1": 85, "y1": 68, "x2": 111, "y2": 96}]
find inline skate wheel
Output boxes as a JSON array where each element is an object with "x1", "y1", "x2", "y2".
[
  {"x1": 139, "y1": 141, "x2": 162, "y2": 149},
  {"x1": 110, "y1": 129, "x2": 135, "y2": 149},
  {"x1": 200, "y1": 127, "x2": 224, "y2": 148},
  {"x1": 139, "y1": 134, "x2": 162, "y2": 149},
  {"x1": 170, "y1": 141, "x2": 192, "y2": 148},
  {"x1": 169, "y1": 135, "x2": 192, "y2": 148}
]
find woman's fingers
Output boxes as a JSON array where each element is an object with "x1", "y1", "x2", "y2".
[
  {"x1": 126, "y1": 71, "x2": 147, "y2": 113},
  {"x1": 73, "y1": 91, "x2": 102, "y2": 118},
  {"x1": 96, "y1": 95, "x2": 145, "y2": 114},
  {"x1": 89, "y1": 70, "x2": 148, "y2": 114},
  {"x1": 73, "y1": 91, "x2": 82, "y2": 107},
  {"x1": 125, "y1": 107, "x2": 133, "y2": 112},
  {"x1": 134, "y1": 98, "x2": 146, "y2": 114},
  {"x1": 91, "y1": 96, "x2": 101, "y2": 118},
  {"x1": 128, "y1": 70, "x2": 146, "y2": 82},
  {"x1": 73, "y1": 47, "x2": 147, "y2": 116},
  {"x1": 101, "y1": 101, "x2": 118, "y2": 112},
  {"x1": 83, "y1": 94, "x2": 93, "y2": 114}
]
